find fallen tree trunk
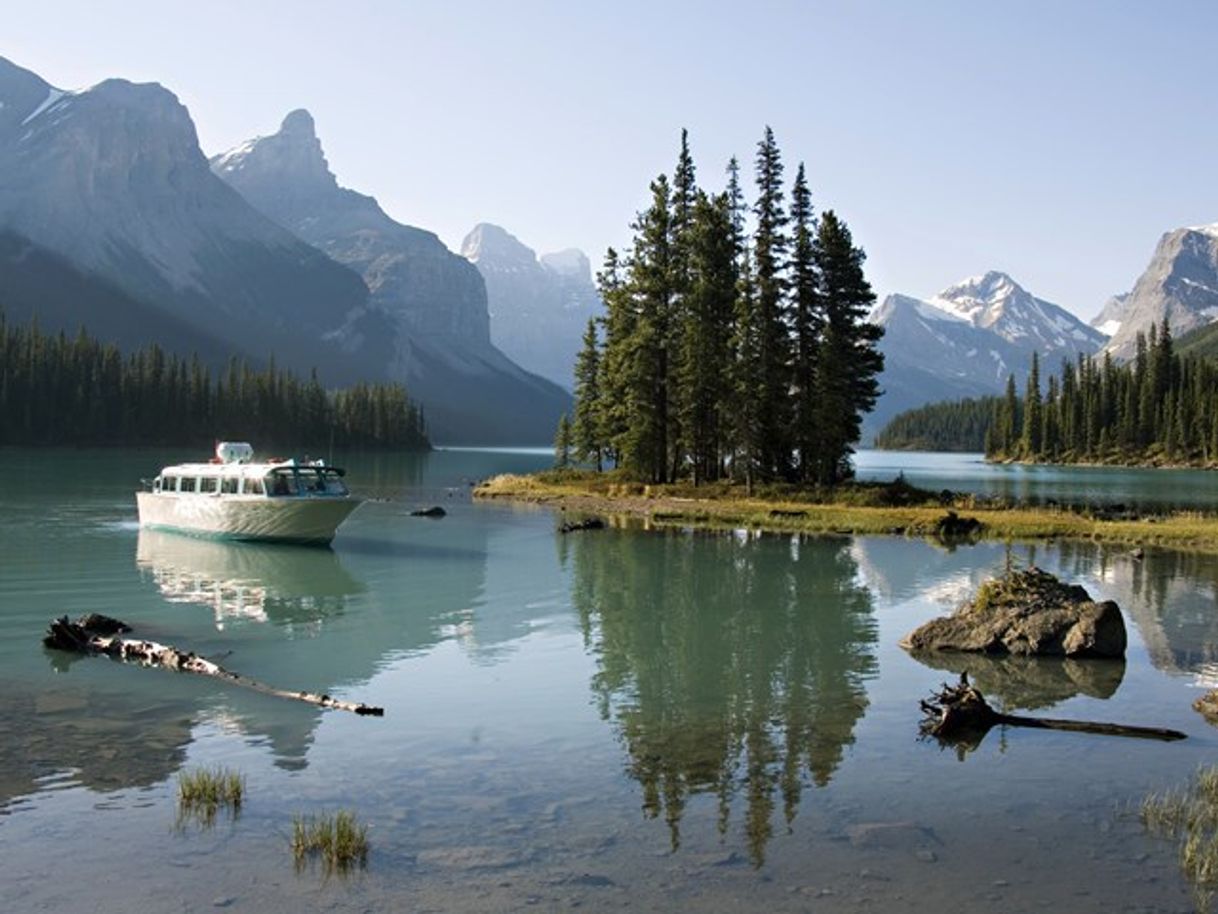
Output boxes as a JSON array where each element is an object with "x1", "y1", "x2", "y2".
[
  {"x1": 45, "y1": 614, "x2": 383, "y2": 717},
  {"x1": 920, "y1": 673, "x2": 1184, "y2": 747}
]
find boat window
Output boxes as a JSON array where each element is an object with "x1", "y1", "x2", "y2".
[
  {"x1": 244, "y1": 477, "x2": 265, "y2": 496},
  {"x1": 298, "y1": 468, "x2": 328, "y2": 493},
  {"x1": 199, "y1": 477, "x2": 218, "y2": 494},
  {"x1": 163, "y1": 476, "x2": 179, "y2": 492},
  {"x1": 180, "y1": 477, "x2": 197, "y2": 493},
  {"x1": 323, "y1": 470, "x2": 349, "y2": 495},
  {"x1": 269, "y1": 470, "x2": 298, "y2": 497},
  {"x1": 221, "y1": 477, "x2": 239, "y2": 495},
  {"x1": 153, "y1": 477, "x2": 162, "y2": 493}
]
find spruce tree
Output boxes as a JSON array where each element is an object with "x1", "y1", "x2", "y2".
[
  {"x1": 750, "y1": 127, "x2": 792, "y2": 480},
  {"x1": 571, "y1": 318, "x2": 604, "y2": 471},
  {"x1": 808, "y1": 210, "x2": 883, "y2": 484},
  {"x1": 788, "y1": 163, "x2": 821, "y2": 482},
  {"x1": 554, "y1": 414, "x2": 573, "y2": 468},
  {"x1": 1021, "y1": 352, "x2": 1042, "y2": 458},
  {"x1": 677, "y1": 191, "x2": 737, "y2": 483}
]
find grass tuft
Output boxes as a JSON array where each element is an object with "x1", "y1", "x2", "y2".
[
  {"x1": 176, "y1": 765, "x2": 244, "y2": 828},
  {"x1": 1141, "y1": 766, "x2": 1218, "y2": 911},
  {"x1": 291, "y1": 810, "x2": 369, "y2": 873}
]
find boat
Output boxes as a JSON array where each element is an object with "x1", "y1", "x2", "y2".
[{"x1": 136, "y1": 442, "x2": 362, "y2": 545}]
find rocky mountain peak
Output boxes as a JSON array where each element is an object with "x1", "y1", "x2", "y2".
[
  {"x1": 540, "y1": 248, "x2": 591, "y2": 284},
  {"x1": 1101, "y1": 224, "x2": 1218, "y2": 359},
  {"x1": 279, "y1": 107, "x2": 316, "y2": 139},
  {"x1": 211, "y1": 107, "x2": 335, "y2": 195},
  {"x1": 461, "y1": 223, "x2": 537, "y2": 270}
]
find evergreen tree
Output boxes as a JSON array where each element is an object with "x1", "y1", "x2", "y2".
[
  {"x1": 808, "y1": 211, "x2": 883, "y2": 484},
  {"x1": 788, "y1": 163, "x2": 821, "y2": 482},
  {"x1": 571, "y1": 318, "x2": 605, "y2": 471},
  {"x1": 1021, "y1": 352, "x2": 1042, "y2": 458},
  {"x1": 554, "y1": 414, "x2": 573, "y2": 468},
  {"x1": 749, "y1": 127, "x2": 792, "y2": 480},
  {"x1": 677, "y1": 191, "x2": 737, "y2": 483}
]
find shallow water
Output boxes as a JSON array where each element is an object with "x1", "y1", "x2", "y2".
[{"x1": 2, "y1": 446, "x2": 1217, "y2": 912}]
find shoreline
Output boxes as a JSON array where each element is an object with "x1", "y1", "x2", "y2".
[{"x1": 474, "y1": 472, "x2": 1218, "y2": 553}]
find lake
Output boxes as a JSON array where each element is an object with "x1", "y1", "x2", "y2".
[{"x1": 2, "y1": 446, "x2": 1217, "y2": 912}]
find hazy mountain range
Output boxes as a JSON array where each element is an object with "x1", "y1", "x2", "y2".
[
  {"x1": 461, "y1": 223, "x2": 602, "y2": 389},
  {"x1": 0, "y1": 57, "x2": 569, "y2": 444},
  {"x1": 211, "y1": 109, "x2": 570, "y2": 443}
]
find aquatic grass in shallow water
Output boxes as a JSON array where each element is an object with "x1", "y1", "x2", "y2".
[
  {"x1": 291, "y1": 810, "x2": 368, "y2": 873},
  {"x1": 176, "y1": 766, "x2": 244, "y2": 828},
  {"x1": 1141, "y1": 766, "x2": 1218, "y2": 911}
]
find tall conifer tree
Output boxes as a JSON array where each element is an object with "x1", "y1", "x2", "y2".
[
  {"x1": 808, "y1": 211, "x2": 883, "y2": 484},
  {"x1": 750, "y1": 127, "x2": 792, "y2": 479}
]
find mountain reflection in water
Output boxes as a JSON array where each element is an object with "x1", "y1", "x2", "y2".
[{"x1": 567, "y1": 528, "x2": 878, "y2": 865}]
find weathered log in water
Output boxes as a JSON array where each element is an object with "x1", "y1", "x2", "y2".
[
  {"x1": 920, "y1": 674, "x2": 1185, "y2": 748},
  {"x1": 44, "y1": 614, "x2": 384, "y2": 716}
]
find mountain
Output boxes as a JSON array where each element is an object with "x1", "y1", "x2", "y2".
[
  {"x1": 0, "y1": 57, "x2": 375, "y2": 380},
  {"x1": 868, "y1": 272, "x2": 1105, "y2": 441},
  {"x1": 212, "y1": 111, "x2": 571, "y2": 444},
  {"x1": 1100, "y1": 224, "x2": 1218, "y2": 360},
  {"x1": 1091, "y1": 292, "x2": 1129, "y2": 338},
  {"x1": 461, "y1": 224, "x2": 602, "y2": 389}
]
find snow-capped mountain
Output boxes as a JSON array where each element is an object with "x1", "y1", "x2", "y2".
[
  {"x1": 461, "y1": 224, "x2": 602, "y2": 389},
  {"x1": 867, "y1": 272, "x2": 1105, "y2": 439},
  {"x1": 0, "y1": 57, "x2": 373, "y2": 378},
  {"x1": 213, "y1": 112, "x2": 571, "y2": 444},
  {"x1": 1100, "y1": 224, "x2": 1218, "y2": 359},
  {"x1": 929, "y1": 271, "x2": 1108, "y2": 352}
]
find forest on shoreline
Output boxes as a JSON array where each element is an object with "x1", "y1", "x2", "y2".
[
  {"x1": 0, "y1": 312, "x2": 429, "y2": 450},
  {"x1": 876, "y1": 322, "x2": 1218, "y2": 468}
]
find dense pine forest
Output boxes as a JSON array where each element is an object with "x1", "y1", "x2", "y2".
[
  {"x1": 875, "y1": 322, "x2": 1218, "y2": 467},
  {"x1": 872, "y1": 396, "x2": 997, "y2": 452},
  {"x1": 0, "y1": 313, "x2": 429, "y2": 450},
  {"x1": 556, "y1": 128, "x2": 884, "y2": 487}
]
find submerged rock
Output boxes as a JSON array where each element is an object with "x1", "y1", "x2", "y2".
[
  {"x1": 900, "y1": 567, "x2": 1126, "y2": 658},
  {"x1": 410, "y1": 506, "x2": 447, "y2": 518}
]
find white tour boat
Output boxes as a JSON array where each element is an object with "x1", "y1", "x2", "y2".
[{"x1": 136, "y1": 442, "x2": 362, "y2": 545}]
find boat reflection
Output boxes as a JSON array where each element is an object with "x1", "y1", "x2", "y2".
[
  {"x1": 135, "y1": 529, "x2": 364, "y2": 629},
  {"x1": 568, "y1": 528, "x2": 878, "y2": 866}
]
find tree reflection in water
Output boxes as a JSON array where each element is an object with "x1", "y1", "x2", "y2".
[{"x1": 566, "y1": 527, "x2": 878, "y2": 864}]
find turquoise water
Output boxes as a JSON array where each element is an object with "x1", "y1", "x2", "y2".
[{"x1": 1, "y1": 446, "x2": 1216, "y2": 912}]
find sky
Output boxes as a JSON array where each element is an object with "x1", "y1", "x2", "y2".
[{"x1": 6, "y1": 0, "x2": 1218, "y2": 320}]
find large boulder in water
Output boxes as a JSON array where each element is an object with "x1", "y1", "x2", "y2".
[{"x1": 900, "y1": 567, "x2": 1126, "y2": 658}]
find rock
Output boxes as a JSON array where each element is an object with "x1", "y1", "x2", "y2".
[
  {"x1": 410, "y1": 506, "x2": 447, "y2": 518},
  {"x1": 934, "y1": 510, "x2": 982, "y2": 541},
  {"x1": 846, "y1": 821, "x2": 939, "y2": 852},
  {"x1": 900, "y1": 567, "x2": 1126, "y2": 658},
  {"x1": 559, "y1": 517, "x2": 606, "y2": 534}
]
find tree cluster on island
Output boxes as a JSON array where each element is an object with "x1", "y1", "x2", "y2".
[
  {"x1": 555, "y1": 128, "x2": 884, "y2": 488},
  {"x1": 0, "y1": 313, "x2": 429, "y2": 450},
  {"x1": 877, "y1": 321, "x2": 1218, "y2": 467}
]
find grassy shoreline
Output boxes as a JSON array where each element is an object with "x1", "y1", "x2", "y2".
[{"x1": 474, "y1": 470, "x2": 1218, "y2": 553}]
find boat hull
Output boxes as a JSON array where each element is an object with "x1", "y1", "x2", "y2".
[{"x1": 136, "y1": 492, "x2": 361, "y2": 546}]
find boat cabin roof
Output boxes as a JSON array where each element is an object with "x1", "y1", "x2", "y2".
[{"x1": 158, "y1": 459, "x2": 346, "y2": 477}]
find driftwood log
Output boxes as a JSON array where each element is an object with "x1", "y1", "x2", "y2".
[
  {"x1": 920, "y1": 674, "x2": 1184, "y2": 749},
  {"x1": 45, "y1": 614, "x2": 383, "y2": 716}
]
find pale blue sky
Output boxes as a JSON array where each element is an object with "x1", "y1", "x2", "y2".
[{"x1": 7, "y1": 1, "x2": 1217, "y2": 319}]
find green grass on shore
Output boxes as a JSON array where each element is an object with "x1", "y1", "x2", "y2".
[{"x1": 474, "y1": 469, "x2": 1218, "y2": 553}]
